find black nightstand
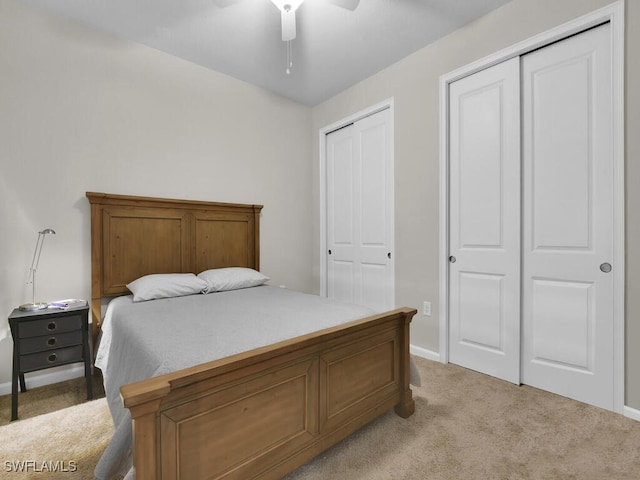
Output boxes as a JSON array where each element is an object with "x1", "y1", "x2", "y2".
[{"x1": 8, "y1": 304, "x2": 93, "y2": 421}]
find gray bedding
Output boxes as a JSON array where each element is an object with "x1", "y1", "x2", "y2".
[{"x1": 93, "y1": 286, "x2": 381, "y2": 480}]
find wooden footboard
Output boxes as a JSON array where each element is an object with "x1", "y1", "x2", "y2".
[{"x1": 121, "y1": 307, "x2": 416, "y2": 480}]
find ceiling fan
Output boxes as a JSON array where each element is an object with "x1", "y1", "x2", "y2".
[
  {"x1": 269, "y1": 0, "x2": 360, "y2": 41},
  {"x1": 215, "y1": 0, "x2": 361, "y2": 74}
]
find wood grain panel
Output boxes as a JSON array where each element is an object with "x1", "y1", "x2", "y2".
[
  {"x1": 103, "y1": 208, "x2": 188, "y2": 294},
  {"x1": 193, "y1": 213, "x2": 254, "y2": 272},
  {"x1": 320, "y1": 329, "x2": 399, "y2": 431},
  {"x1": 160, "y1": 359, "x2": 318, "y2": 480}
]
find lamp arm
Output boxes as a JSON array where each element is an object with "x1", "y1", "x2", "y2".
[
  {"x1": 25, "y1": 234, "x2": 43, "y2": 285},
  {"x1": 31, "y1": 234, "x2": 47, "y2": 306},
  {"x1": 34, "y1": 233, "x2": 48, "y2": 272},
  {"x1": 32, "y1": 265, "x2": 37, "y2": 306}
]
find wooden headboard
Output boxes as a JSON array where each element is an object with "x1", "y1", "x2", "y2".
[{"x1": 86, "y1": 192, "x2": 263, "y2": 339}]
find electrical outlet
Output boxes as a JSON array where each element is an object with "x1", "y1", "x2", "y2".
[{"x1": 423, "y1": 301, "x2": 431, "y2": 316}]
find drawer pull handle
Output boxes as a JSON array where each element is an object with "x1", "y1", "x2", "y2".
[
  {"x1": 48, "y1": 353, "x2": 57, "y2": 363},
  {"x1": 47, "y1": 337, "x2": 56, "y2": 346},
  {"x1": 47, "y1": 322, "x2": 57, "y2": 331}
]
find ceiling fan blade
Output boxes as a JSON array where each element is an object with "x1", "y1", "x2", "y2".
[
  {"x1": 325, "y1": 0, "x2": 360, "y2": 11},
  {"x1": 281, "y1": 9, "x2": 297, "y2": 41},
  {"x1": 212, "y1": 0, "x2": 240, "y2": 7}
]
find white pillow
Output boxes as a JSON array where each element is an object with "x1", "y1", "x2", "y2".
[
  {"x1": 197, "y1": 267, "x2": 269, "y2": 293},
  {"x1": 126, "y1": 273, "x2": 208, "y2": 302}
]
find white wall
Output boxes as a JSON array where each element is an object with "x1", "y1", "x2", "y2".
[
  {"x1": 312, "y1": 0, "x2": 640, "y2": 405},
  {"x1": 0, "y1": 0, "x2": 313, "y2": 387}
]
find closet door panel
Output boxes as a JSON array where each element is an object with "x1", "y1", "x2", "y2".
[
  {"x1": 521, "y1": 23, "x2": 614, "y2": 410},
  {"x1": 458, "y1": 272, "x2": 505, "y2": 352},
  {"x1": 327, "y1": 126, "x2": 357, "y2": 305},
  {"x1": 448, "y1": 57, "x2": 521, "y2": 384},
  {"x1": 530, "y1": 278, "x2": 594, "y2": 370},
  {"x1": 326, "y1": 109, "x2": 394, "y2": 313},
  {"x1": 529, "y1": 53, "x2": 592, "y2": 250}
]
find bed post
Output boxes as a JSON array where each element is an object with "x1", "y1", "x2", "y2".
[
  {"x1": 88, "y1": 196, "x2": 103, "y2": 346},
  {"x1": 127, "y1": 400, "x2": 161, "y2": 479},
  {"x1": 253, "y1": 205, "x2": 261, "y2": 270},
  {"x1": 394, "y1": 307, "x2": 416, "y2": 418},
  {"x1": 122, "y1": 380, "x2": 171, "y2": 480}
]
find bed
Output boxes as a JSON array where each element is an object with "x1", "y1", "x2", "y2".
[{"x1": 87, "y1": 192, "x2": 417, "y2": 480}]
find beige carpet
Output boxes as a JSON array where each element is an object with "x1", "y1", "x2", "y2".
[
  {"x1": 288, "y1": 358, "x2": 640, "y2": 480},
  {"x1": 0, "y1": 399, "x2": 112, "y2": 479},
  {"x1": 0, "y1": 375, "x2": 108, "y2": 480},
  {"x1": 0, "y1": 374, "x2": 105, "y2": 426},
  {"x1": 2, "y1": 358, "x2": 640, "y2": 479}
]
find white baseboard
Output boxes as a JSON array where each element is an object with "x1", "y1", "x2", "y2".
[
  {"x1": 410, "y1": 344, "x2": 440, "y2": 362},
  {"x1": 0, "y1": 365, "x2": 85, "y2": 396},
  {"x1": 624, "y1": 405, "x2": 640, "y2": 422}
]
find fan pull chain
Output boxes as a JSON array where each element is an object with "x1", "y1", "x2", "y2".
[{"x1": 286, "y1": 40, "x2": 293, "y2": 75}]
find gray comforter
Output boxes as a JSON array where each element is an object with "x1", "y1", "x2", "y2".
[{"x1": 93, "y1": 286, "x2": 382, "y2": 479}]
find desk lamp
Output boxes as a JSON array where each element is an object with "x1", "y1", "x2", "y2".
[{"x1": 19, "y1": 228, "x2": 56, "y2": 311}]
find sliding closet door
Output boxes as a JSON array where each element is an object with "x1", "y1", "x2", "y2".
[
  {"x1": 521, "y1": 23, "x2": 614, "y2": 409},
  {"x1": 326, "y1": 108, "x2": 394, "y2": 313},
  {"x1": 448, "y1": 58, "x2": 521, "y2": 384}
]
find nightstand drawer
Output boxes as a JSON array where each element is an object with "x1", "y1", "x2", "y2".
[
  {"x1": 19, "y1": 330, "x2": 83, "y2": 355},
  {"x1": 20, "y1": 345, "x2": 84, "y2": 372},
  {"x1": 18, "y1": 314, "x2": 83, "y2": 338}
]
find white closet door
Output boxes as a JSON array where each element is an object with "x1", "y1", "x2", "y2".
[
  {"x1": 521, "y1": 23, "x2": 614, "y2": 409},
  {"x1": 448, "y1": 57, "x2": 521, "y2": 383},
  {"x1": 326, "y1": 108, "x2": 394, "y2": 312},
  {"x1": 327, "y1": 123, "x2": 358, "y2": 305}
]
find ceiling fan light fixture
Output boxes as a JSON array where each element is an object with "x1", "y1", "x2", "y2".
[
  {"x1": 270, "y1": 0, "x2": 304, "y2": 12},
  {"x1": 280, "y1": 9, "x2": 296, "y2": 42},
  {"x1": 270, "y1": 0, "x2": 304, "y2": 75}
]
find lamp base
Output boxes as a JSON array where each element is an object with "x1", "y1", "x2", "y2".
[{"x1": 18, "y1": 302, "x2": 49, "y2": 312}]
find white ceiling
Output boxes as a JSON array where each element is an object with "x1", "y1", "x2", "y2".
[{"x1": 21, "y1": 0, "x2": 511, "y2": 106}]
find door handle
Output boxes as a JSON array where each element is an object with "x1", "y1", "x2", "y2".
[
  {"x1": 449, "y1": 256, "x2": 456, "y2": 263},
  {"x1": 328, "y1": 249, "x2": 332, "y2": 255},
  {"x1": 600, "y1": 263, "x2": 612, "y2": 273},
  {"x1": 387, "y1": 252, "x2": 391, "y2": 259}
]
